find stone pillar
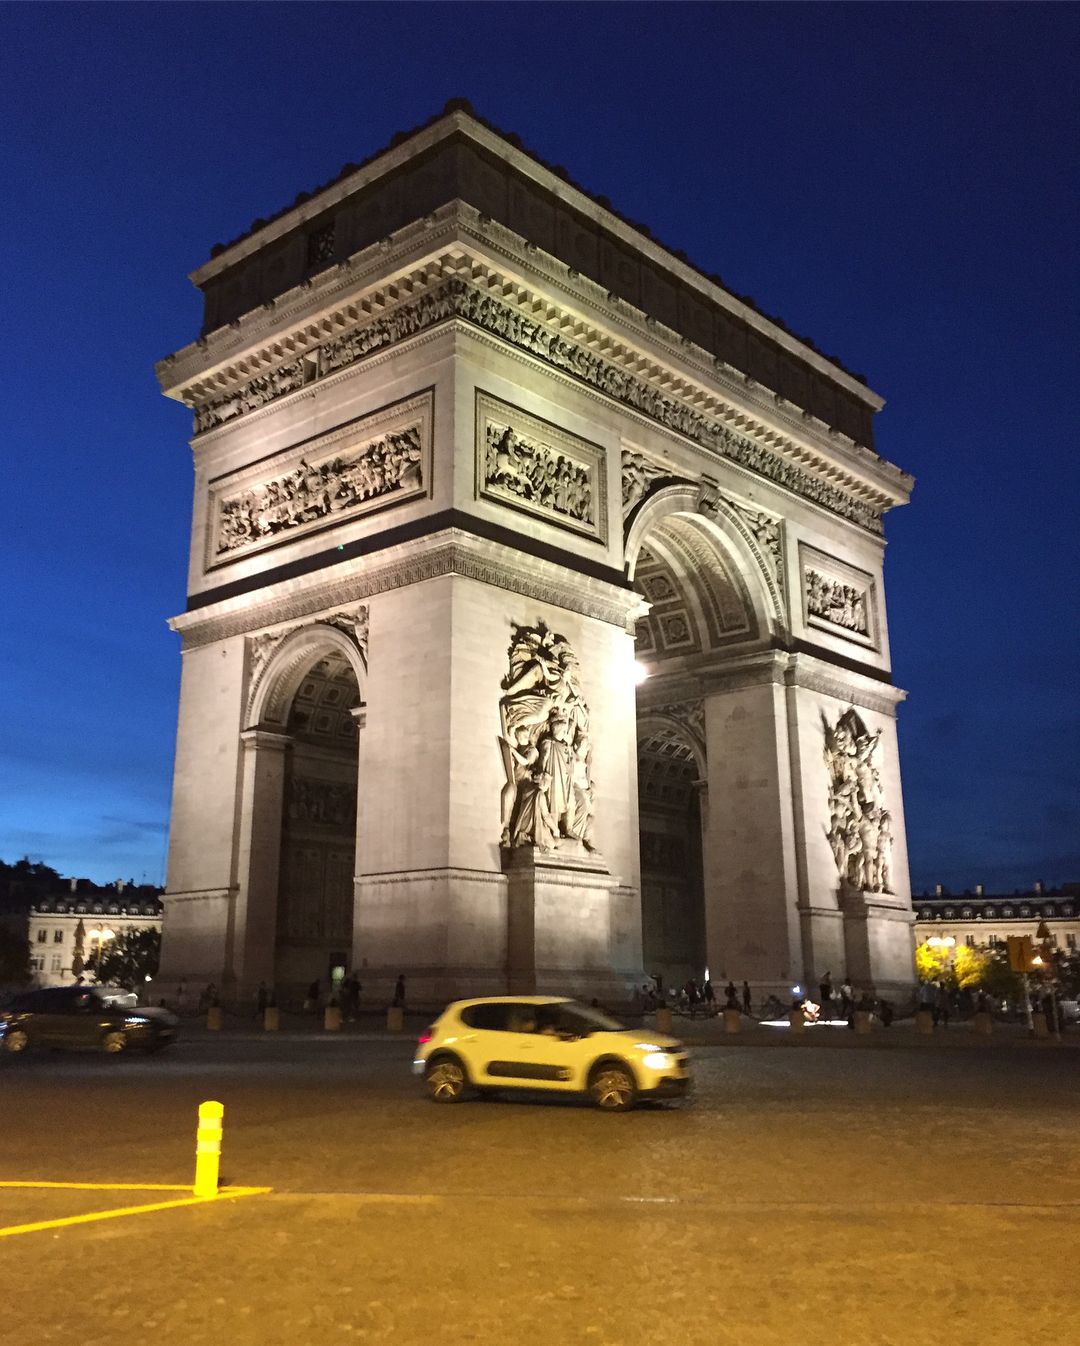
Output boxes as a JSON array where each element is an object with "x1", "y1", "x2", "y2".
[
  {"x1": 701, "y1": 662, "x2": 802, "y2": 992},
  {"x1": 230, "y1": 728, "x2": 290, "y2": 1001}
]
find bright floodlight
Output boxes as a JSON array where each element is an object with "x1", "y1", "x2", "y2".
[{"x1": 634, "y1": 660, "x2": 650, "y2": 685}]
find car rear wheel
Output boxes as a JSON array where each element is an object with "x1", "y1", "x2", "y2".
[
  {"x1": 588, "y1": 1061, "x2": 636, "y2": 1111},
  {"x1": 425, "y1": 1054, "x2": 469, "y2": 1103},
  {"x1": 102, "y1": 1031, "x2": 127, "y2": 1054},
  {"x1": 3, "y1": 1029, "x2": 29, "y2": 1054}
]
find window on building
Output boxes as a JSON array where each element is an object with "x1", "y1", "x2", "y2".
[
  {"x1": 1068, "y1": 934, "x2": 1077, "y2": 951},
  {"x1": 944, "y1": 908, "x2": 954, "y2": 918},
  {"x1": 962, "y1": 908, "x2": 973, "y2": 919},
  {"x1": 36, "y1": 929, "x2": 47, "y2": 943},
  {"x1": 50, "y1": 954, "x2": 61, "y2": 972},
  {"x1": 1003, "y1": 907, "x2": 1014, "y2": 917},
  {"x1": 965, "y1": 934, "x2": 975, "y2": 947},
  {"x1": 1020, "y1": 906, "x2": 1031, "y2": 917},
  {"x1": 53, "y1": 929, "x2": 64, "y2": 943}
]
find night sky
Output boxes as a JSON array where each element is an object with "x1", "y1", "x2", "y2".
[{"x1": 2, "y1": 4, "x2": 1076, "y2": 894}]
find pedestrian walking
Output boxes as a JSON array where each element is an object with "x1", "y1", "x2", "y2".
[
  {"x1": 936, "y1": 984, "x2": 950, "y2": 1028},
  {"x1": 819, "y1": 970, "x2": 833, "y2": 1009},
  {"x1": 392, "y1": 973, "x2": 406, "y2": 1008},
  {"x1": 703, "y1": 978, "x2": 715, "y2": 1012},
  {"x1": 840, "y1": 980, "x2": 854, "y2": 1017},
  {"x1": 724, "y1": 980, "x2": 739, "y2": 1010},
  {"x1": 741, "y1": 980, "x2": 752, "y2": 1016}
]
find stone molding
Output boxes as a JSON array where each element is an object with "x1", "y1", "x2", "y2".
[
  {"x1": 354, "y1": 867, "x2": 509, "y2": 888},
  {"x1": 783, "y1": 655, "x2": 905, "y2": 718},
  {"x1": 245, "y1": 607, "x2": 368, "y2": 727},
  {"x1": 172, "y1": 528, "x2": 645, "y2": 650},
  {"x1": 697, "y1": 477, "x2": 785, "y2": 620},
  {"x1": 166, "y1": 237, "x2": 903, "y2": 533}
]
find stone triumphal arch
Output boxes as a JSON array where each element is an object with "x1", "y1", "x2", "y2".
[{"x1": 157, "y1": 101, "x2": 916, "y2": 1007}]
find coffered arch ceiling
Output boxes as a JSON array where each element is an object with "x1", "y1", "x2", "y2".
[
  {"x1": 632, "y1": 514, "x2": 758, "y2": 664},
  {"x1": 637, "y1": 722, "x2": 701, "y2": 811},
  {"x1": 285, "y1": 650, "x2": 360, "y2": 746}
]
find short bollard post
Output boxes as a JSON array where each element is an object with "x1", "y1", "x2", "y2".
[
  {"x1": 324, "y1": 1003, "x2": 343, "y2": 1031},
  {"x1": 854, "y1": 1009, "x2": 873, "y2": 1035},
  {"x1": 194, "y1": 1100, "x2": 224, "y2": 1198},
  {"x1": 263, "y1": 1006, "x2": 280, "y2": 1031},
  {"x1": 788, "y1": 1008, "x2": 806, "y2": 1034},
  {"x1": 973, "y1": 1011, "x2": 993, "y2": 1037},
  {"x1": 387, "y1": 1005, "x2": 404, "y2": 1032},
  {"x1": 655, "y1": 1006, "x2": 673, "y2": 1034},
  {"x1": 722, "y1": 1007, "x2": 742, "y2": 1035},
  {"x1": 916, "y1": 1009, "x2": 934, "y2": 1035},
  {"x1": 206, "y1": 1005, "x2": 223, "y2": 1032},
  {"x1": 1033, "y1": 1013, "x2": 1050, "y2": 1040}
]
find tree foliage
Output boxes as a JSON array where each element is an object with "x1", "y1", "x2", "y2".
[
  {"x1": 953, "y1": 944, "x2": 990, "y2": 990},
  {"x1": 915, "y1": 940, "x2": 955, "y2": 987},
  {"x1": 86, "y1": 927, "x2": 161, "y2": 991},
  {"x1": 0, "y1": 918, "x2": 32, "y2": 986}
]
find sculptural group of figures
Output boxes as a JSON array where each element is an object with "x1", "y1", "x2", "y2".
[
  {"x1": 286, "y1": 777, "x2": 357, "y2": 830},
  {"x1": 823, "y1": 709, "x2": 893, "y2": 893},
  {"x1": 807, "y1": 570, "x2": 869, "y2": 635},
  {"x1": 499, "y1": 623, "x2": 596, "y2": 852},
  {"x1": 485, "y1": 426, "x2": 594, "y2": 526},
  {"x1": 217, "y1": 428, "x2": 423, "y2": 554}
]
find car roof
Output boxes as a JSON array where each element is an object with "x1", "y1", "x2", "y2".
[{"x1": 446, "y1": 995, "x2": 572, "y2": 1007}]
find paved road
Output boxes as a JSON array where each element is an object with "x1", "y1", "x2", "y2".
[{"x1": 1, "y1": 1032, "x2": 1077, "y2": 1345}]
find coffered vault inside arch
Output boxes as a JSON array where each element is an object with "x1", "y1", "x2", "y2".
[
  {"x1": 631, "y1": 509, "x2": 763, "y2": 989},
  {"x1": 264, "y1": 643, "x2": 361, "y2": 996}
]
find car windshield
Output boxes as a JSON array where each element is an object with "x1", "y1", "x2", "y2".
[{"x1": 561, "y1": 1001, "x2": 624, "y2": 1033}]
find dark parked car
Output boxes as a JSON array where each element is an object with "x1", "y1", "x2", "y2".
[{"x1": 0, "y1": 986, "x2": 178, "y2": 1055}]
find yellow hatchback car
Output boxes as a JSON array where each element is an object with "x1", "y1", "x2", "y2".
[{"x1": 413, "y1": 995, "x2": 690, "y2": 1111}]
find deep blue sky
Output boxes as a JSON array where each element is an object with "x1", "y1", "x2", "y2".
[{"x1": 1, "y1": 3, "x2": 1076, "y2": 894}]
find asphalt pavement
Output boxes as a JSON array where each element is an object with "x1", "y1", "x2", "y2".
[{"x1": 1, "y1": 1024, "x2": 1077, "y2": 1346}]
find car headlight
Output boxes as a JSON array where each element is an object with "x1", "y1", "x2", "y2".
[
  {"x1": 124, "y1": 1017, "x2": 149, "y2": 1026},
  {"x1": 641, "y1": 1051, "x2": 673, "y2": 1070}
]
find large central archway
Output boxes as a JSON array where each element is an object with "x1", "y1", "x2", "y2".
[{"x1": 627, "y1": 489, "x2": 779, "y2": 993}]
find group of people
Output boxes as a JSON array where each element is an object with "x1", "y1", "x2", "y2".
[{"x1": 636, "y1": 975, "x2": 755, "y2": 1018}]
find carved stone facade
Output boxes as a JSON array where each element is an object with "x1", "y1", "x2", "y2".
[{"x1": 157, "y1": 105, "x2": 914, "y2": 1008}]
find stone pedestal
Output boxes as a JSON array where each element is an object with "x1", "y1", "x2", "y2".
[
  {"x1": 505, "y1": 845, "x2": 640, "y2": 1001},
  {"x1": 839, "y1": 885, "x2": 916, "y2": 1000}
]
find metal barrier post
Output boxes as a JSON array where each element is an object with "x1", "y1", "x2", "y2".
[{"x1": 194, "y1": 1100, "x2": 224, "y2": 1198}]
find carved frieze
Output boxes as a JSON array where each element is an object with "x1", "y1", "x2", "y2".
[
  {"x1": 192, "y1": 276, "x2": 884, "y2": 534},
  {"x1": 823, "y1": 708, "x2": 892, "y2": 894},
  {"x1": 207, "y1": 392, "x2": 432, "y2": 568},
  {"x1": 476, "y1": 392, "x2": 607, "y2": 542},
  {"x1": 799, "y1": 544, "x2": 877, "y2": 648},
  {"x1": 499, "y1": 622, "x2": 595, "y2": 851}
]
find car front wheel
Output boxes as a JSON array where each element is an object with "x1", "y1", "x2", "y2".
[
  {"x1": 3, "y1": 1029, "x2": 29, "y2": 1054},
  {"x1": 102, "y1": 1031, "x2": 127, "y2": 1054},
  {"x1": 425, "y1": 1054, "x2": 469, "y2": 1103},
  {"x1": 588, "y1": 1061, "x2": 636, "y2": 1112}
]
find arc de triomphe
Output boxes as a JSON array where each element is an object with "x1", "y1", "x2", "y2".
[{"x1": 156, "y1": 101, "x2": 916, "y2": 1008}]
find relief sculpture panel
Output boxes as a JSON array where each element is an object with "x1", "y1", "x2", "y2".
[
  {"x1": 800, "y1": 544, "x2": 877, "y2": 648},
  {"x1": 498, "y1": 621, "x2": 596, "y2": 852},
  {"x1": 206, "y1": 391, "x2": 432, "y2": 567},
  {"x1": 477, "y1": 391, "x2": 607, "y2": 543},
  {"x1": 824, "y1": 709, "x2": 893, "y2": 894}
]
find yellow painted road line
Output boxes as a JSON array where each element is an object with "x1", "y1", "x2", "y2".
[
  {"x1": 0, "y1": 1181, "x2": 193, "y2": 1192},
  {"x1": 0, "y1": 1186, "x2": 270, "y2": 1239}
]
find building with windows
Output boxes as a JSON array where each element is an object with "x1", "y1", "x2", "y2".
[
  {"x1": 28, "y1": 882, "x2": 163, "y2": 988},
  {"x1": 912, "y1": 883, "x2": 1079, "y2": 952}
]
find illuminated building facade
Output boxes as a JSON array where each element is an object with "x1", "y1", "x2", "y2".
[{"x1": 156, "y1": 102, "x2": 916, "y2": 1006}]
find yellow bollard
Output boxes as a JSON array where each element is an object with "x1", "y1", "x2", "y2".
[
  {"x1": 386, "y1": 1006, "x2": 404, "y2": 1032},
  {"x1": 973, "y1": 1011, "x2": 992, "y2": 1037},
  {"x1": 655, "y1": 1006, "x2": 673, "y2": 1034},
  {"x1": 206, "y1": 1006, "x2": 223, "y2": 1032},
  {"x1": 324, "y1": 1005, "x2": 342, "y2": 1031},
  {"x1": 194, "y1": 1100, "x2": 224, "y2": 1198},
  {"x1": 788, "y1": 1008, "x2": 806, "y2": 1034},
  {"x1": 722, "y1": 1007, "x2": 742, "y2": 1035},
  {"x1": 263, "y1": 1006, "x2": 280, "y2": 1031},
  {"x1": 915, "y1": 1009, "x2": 934, "y2": 1035}
]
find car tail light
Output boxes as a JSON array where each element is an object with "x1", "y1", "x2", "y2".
[{"x1": 417, "y1": 1026, "x2": 434, "y2": 1045}]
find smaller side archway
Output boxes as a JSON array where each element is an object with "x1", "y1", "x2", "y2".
[{"x1": 238, "y1": 622, "x2": 367, "y2": 1003}]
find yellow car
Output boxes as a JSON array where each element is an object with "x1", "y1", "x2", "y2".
[{"x1": 413, "y1": 995, "x2": 690, "y2": 1111}]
